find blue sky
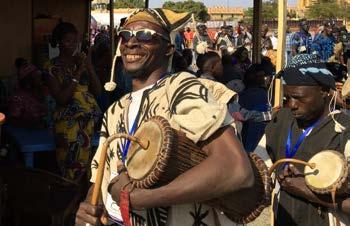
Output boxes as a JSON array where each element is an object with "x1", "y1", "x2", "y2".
[{"x1": 150, "y1": 0, "x2": 297, "y2": 8}]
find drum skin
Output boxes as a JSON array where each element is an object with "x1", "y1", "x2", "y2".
[
  {"x1": 305, "y1": 150, "x2": 349, "y2": 194},
  {"x1": 126, "y1": 116, "x2": 271, "y2": 224}
]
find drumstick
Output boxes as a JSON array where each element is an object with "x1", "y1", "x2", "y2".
[
  {"x1": 90, "y1": 133, "x2": 149, "y2": 206},
  {"x1": 268, "y1": 158, "x2": 316, "y2": 176}
]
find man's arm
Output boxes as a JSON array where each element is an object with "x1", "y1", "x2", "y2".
[{"x1": 111, "y1": 126, "x2": 254, "y2": 210}]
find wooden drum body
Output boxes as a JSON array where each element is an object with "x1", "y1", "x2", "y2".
[
  {"x1": 125, "y1": 116, "x2": 271, "y2": 224},
  {"x1": 305, "y1": 150, "x2": 349, "y2": 195}
]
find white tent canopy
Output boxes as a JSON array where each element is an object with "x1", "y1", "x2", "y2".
[{"x1": 91, "y1": 12, "x2": 131, "y2": 27}]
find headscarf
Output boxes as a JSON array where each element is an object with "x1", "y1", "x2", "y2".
[{"x1": 281, "y1": 54, "x2": 336, "y2": 90}]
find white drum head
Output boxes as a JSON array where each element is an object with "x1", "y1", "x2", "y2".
[{"x1": 305, "y1": 150, "x2": 347, "y2": 193}]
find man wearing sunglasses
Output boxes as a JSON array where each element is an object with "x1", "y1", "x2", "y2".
[{"x1": 76, "y1": 8, "x2": 254, "y2": 226}]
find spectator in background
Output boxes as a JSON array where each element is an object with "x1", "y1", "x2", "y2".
[
  {"x1": 214, "y1": 25, "x2": 225, "y2": 45},
  {"x1": 270, "y1": 31, "x2": 278, "y2": 50},
  {"x1": 175, "y1": 27, "x2": 186, "y2": 52},
  {"x1": 285, "y1": 26, "x2": 293, "y2": 65},
  {"x1": 182, "y1": 48, "x2": 195, "y2": 73},
  {"x1": 291, "y1": 19, "x2": 313, "y2": 56},
  {"x1": 261, "y1": 24, "x2": 272, "y2": 55},
  {"x1": 196, "y1": 51, "x2": 223, "y2": 81},
  {"x1": 216, "y1": 26, "x2": 235, "y2": 55},
  {"x1": 239, "y1": 64, "x2": 270, "y2": 151},
  {"x1": 265, "y1": 39, "x2": 277, "y2": 67},
  {"x1": 8, "y1": 58, "x2": 49, "y2": 129},
  {"x1": 311, "y1": 22, "x2": 335, "y2": 62},
  {"x1": 232, "y1": 46, "x2": 251, "y2": 74},
  {"x1": 220, "y1": 54, "x2": 245, "y2": 93},
  {"x1": 184, "y1": 26, "x2": 194, "y2": 49},
  {"x1": 46, "y1": 22, "x2": 102, "y2": 181},
  {"x1": 172, "y1": 51, "x2": 190, "y2": 73},
  {"x1": 197, "y1": 52, "x2": 272, "y2": 133},
  {"x1": 92, "y1": 32, "x2": 112, "y2": 113},
  {"x1": 193, "y1": 24, "x2": 214, "y2": 55},
  {"x1": 339, "y1": 26, "x2": 350, "y2": 65}
]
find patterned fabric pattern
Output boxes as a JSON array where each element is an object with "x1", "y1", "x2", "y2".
[
  {"x1": 285, "y1": 32, "x2": 293, "y2": 52},
  {"x1": 311, "y1": 34, "x2": 335, "y2": 62},
  {"x1": 46, "y1": 59, "x2": 101, "y2": 180},
  {"x1": 91, "y1": 72, "x2": 237, "y2": 226},
  {"x1": 287, "y1": 53, "x2": 320, "y2": 68},
  {"x1": 291, "y1": 31, "x2": 313, "y2": 54}
]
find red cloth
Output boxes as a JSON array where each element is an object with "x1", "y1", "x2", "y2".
[
  {"x1": 120, "y1": 190, "x2": 131, "y2": 226},
  {"x1": 184, "y1": 31, "x2": 194, "y2": 42}
]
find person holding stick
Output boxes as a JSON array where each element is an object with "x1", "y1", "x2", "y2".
[{"x1": 75, "y1": 8, "x2": 254, "y2": 226}]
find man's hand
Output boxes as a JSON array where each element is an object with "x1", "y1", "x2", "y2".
[
  {"x1": 75, "y1": 202, "x2": 107, "y2": 226},
  {"x1": 277, "y1": 164, "x2": 314, "y2": 200},
  {"x1": 108, "y1": 161, "x2": 138, "y2": 207},
  {"x1": 108, "y1": 171, "x2": 132, "y2": 205}
]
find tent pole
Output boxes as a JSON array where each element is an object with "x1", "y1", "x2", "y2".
[
  {"x1": 274, "y1": 0, "x2": 287, "y2": 108},
  {"x1": 109, "y1": 0, "x2": 115, "y2": 58},
  {"x1": 252, "y1": 0, "x2": 262, "y2": 64}
]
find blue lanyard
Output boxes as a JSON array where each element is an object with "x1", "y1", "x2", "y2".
[
  {"x1": 285, "y1": 119, "x2": 320, "y2": 158},
  {"x1": 121, "y1": 73, "x2": 170, "y2": 163}
]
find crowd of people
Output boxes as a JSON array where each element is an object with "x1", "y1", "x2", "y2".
[{"x1": 2, "y1": 7, "x2": 350, "y2": 226}]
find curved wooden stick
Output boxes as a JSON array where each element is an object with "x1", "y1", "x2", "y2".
[
  {"x1": 268, "y1": 158, "x2": 316, "y2": 176},
  {"x1": 90, "y1": 133, "x2": 149, "y2": 206}
]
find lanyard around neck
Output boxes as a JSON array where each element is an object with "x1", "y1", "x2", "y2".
[
  {"x1": 285, "y1": 119, "x2": 321, "y2": 158},
  {"x1": 121, "y1": 73, "x2": 170, "y2": 163}
]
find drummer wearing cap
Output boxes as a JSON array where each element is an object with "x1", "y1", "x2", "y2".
[
  {"x1": 266, "y1": 54, "x2": 350, "y2": 226},
  {"x1": 75, "y1": 8, "x2": 254, "y2": 226}
]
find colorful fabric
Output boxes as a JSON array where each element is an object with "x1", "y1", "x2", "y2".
[
  {"x1": 311, "y1": 34, "x2": 335, "y2": 62},
  {"x1": 291, "y1": 31, "x2": 313, "y2": 54},
  {"x1": 91, "y1": 72, "x2": 239, "y2": 226},
  {"x1": 46, "y1": 59, "x2": 101, "y2": 180}
]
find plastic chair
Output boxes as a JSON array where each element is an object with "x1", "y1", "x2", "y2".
[{"x1": 0, "y1": 166, "x2": 83, "y2": 226}]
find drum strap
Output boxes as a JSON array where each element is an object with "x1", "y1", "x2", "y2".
[
  {"x1": 285, "y1": 119, "x2": 321, "y2": 158},
  {"x1": 122, "y1": 72, "x2": 171, "y2": 163}
]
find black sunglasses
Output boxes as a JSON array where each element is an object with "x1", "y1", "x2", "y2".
[{"x1": 118, "y1": 29, "x2": 170, "y2": 43}]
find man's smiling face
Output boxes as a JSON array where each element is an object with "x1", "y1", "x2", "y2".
[{"x1": 119, "y1": 21, "x2": 170, "y2": 79}]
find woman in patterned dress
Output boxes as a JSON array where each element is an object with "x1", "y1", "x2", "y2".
[{"x1": 46, "y1": 22, "x2": 102, "y2": 181}]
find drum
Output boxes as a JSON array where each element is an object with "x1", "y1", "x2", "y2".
[
  {"x1": 304, "y1": 150, "x2": 349, "y2": 195},
  {"x1": 125, "y1": 116, "x2": 271, "y2": 224}
]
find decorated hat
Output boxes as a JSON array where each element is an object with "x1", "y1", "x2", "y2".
[
  {"x1": 123, "y1": 8, "x2": 191, "y2": 33},
  {"x1": 281, "y1": 54, "x2": 336, "y2": 90}
]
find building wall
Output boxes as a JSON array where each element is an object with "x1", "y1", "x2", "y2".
[
  {"x1": 0, "y1": 1, "x2": 32, "y2": 77},
  {"x1": 33, "y1": 0, "x2": 88, "y2": 35},
  {"x1": 0, "y1": 0, "x2": 88, "y2": 78}
]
